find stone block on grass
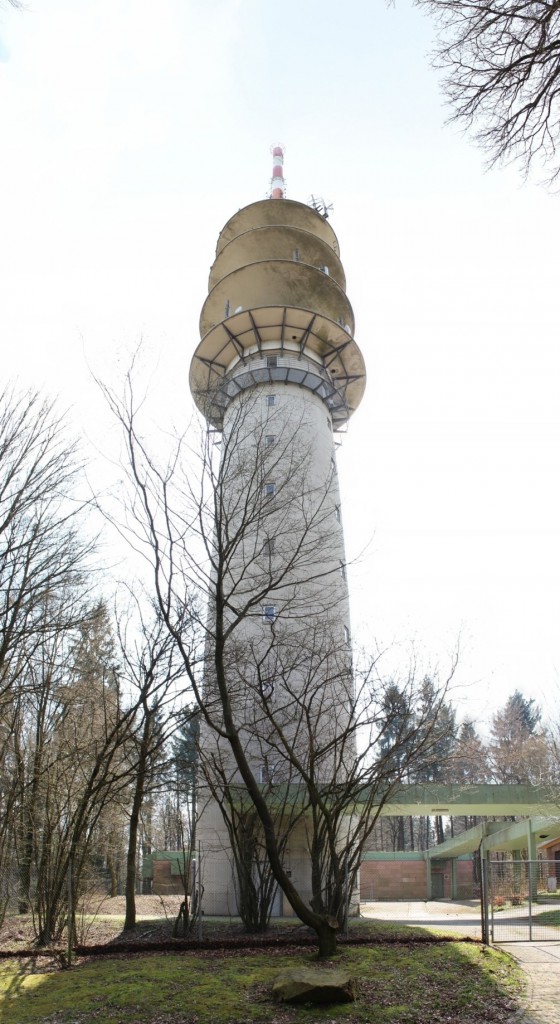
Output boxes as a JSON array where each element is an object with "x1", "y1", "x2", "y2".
[{"x1": 272, "y1": 967, "x2": 357, "y2": 1005}]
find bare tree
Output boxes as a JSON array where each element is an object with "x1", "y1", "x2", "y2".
[
  {"x1": 116, "y1": 601, "x2": 186, "y2": 931},
  {"x1": 102, "y1": 373, "x2": 457, "y2": 956},
  {"x1": 10, "y1": 601, "x2": 137, "y2": 945},
  {"x1": 0, "y1": 387, "x2": 105, "y2": 939},
  {"x1": 0, "y1": 388, "x2": 92, "y2": 707},
  {"x1": 415, "y1": 0, "x2": 560, "y2": 182}
]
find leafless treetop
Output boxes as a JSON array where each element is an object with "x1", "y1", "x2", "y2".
[{"x1": 418, "y1": 0, "x2": 560, "y2": 182}]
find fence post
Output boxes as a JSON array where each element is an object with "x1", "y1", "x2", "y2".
[
  {"x1": 198, "y1": 840, "x2": 202, "y2": 941},
  {"x1": 532, "y1": 860, "x2": 536, "y2": 937},
  {"x1": 481, "y1": 853, "x2": 489, "y2": 945},
  {"x1": 67, "y1": 854, "x2": 73, "y2": 968},
  {"x1": 344, "y1": 858, "x2": 349, "y2": 936}
]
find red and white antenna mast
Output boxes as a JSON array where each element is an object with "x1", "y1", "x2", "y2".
[{"x1": 270, "y1": 144, "x2": 285, "y2": 199}]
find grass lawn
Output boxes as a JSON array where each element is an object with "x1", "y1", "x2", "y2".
[
  {"x1": 0, "y1": 939, "x2": 522, "y2": 1024},
  {"x1": 532, "y1": 909, "x2": 560, "y2": 927}
]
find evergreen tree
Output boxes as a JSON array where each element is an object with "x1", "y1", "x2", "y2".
[
  {"x1": 378, "y1": 682, "x2": 415, "y2": 850},
  {"x1": 450, "y1": 719, "x2": 489, "y2": 835},
  {"x1": 414, "y1": 678, "x2": 457, "y2": 845},
  {"x1": 490, "y1": 690, "x2": 549, "y2": 784},
  {"x1": 454, "y1": 720, "x2": 488, "y2": 784}
]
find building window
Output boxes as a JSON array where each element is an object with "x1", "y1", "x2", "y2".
[
  {"x1": 263, "y1": 536, "x2": 275, "y2": 556},
  {"x1": 260, "y1": 762, "x2": 276, "y2": 784},
  {"x1": 344, "y1": 625, "x2": 350, "y2": 645},
  {"x1": 335, "y1": 505, "x2": 341, "y2": 523},
  {"x1": 293, "y1": 248, "x2": 300, "y2": 262},
  {"x1": 265, "y1": 434, "x2": 275, "y2": 447},
  {"x1": 264, "y1": 482, "x2": 276, "y2": 497},
  {"x1": 266, "y1": 395, "x2": 276, "y2": 407},
  {"x1": 262, "y1": 605, "x2": 277, "y2": 624},
  {"x1": 260, "y1": 678, "x2": 274, "y2": 701},
  {"x1": 327, "y1": 416, "x2": 332, "y2": 430},
  {"x1": 339, "y1": 561, "x2": 346, "y2": 580},
  {"x1": 267, "y1": 356, "x2": 278, "y2": 368}
]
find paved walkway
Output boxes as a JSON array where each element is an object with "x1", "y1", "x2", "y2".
[
  {"x1": 360, "y1": 898, "x2": 483, "y2": 937},
  {"x1": 494, "y1": 941, "x2": 560, "y2": 1024},
  {"x1": 361, "y1": 901, "x2": 560, "y2": 1024}
]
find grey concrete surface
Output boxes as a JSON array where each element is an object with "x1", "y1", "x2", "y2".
[{"x1": 360, "y1": 898, "x2": 483, "y2": 938}]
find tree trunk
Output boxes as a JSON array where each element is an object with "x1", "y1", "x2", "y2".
[
  {"x1": 316, "y1": 917, "x2": 339, "y2": 958},
  {"x1": 124, "y1": 718, "x2": 151, "y2": 931},
  {"x1": 107, "y1": 854, "x2": 118, "y2": 898}
]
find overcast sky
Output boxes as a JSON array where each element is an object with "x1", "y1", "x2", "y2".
[{"x1": 1, "y1": 0, "x2": 559, "y2": 732}]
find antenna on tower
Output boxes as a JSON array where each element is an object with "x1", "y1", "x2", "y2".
[
  {"x1": 269, "y1": 144, "x2": 286, "y2": 199},
  {"x1": 308, "y1": 195, "x2": 333, "y2": 219}
]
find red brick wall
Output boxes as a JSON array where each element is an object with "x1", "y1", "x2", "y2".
[
  {"x1": 152, "y1": 859, "x2": 185, "y2": 895},
  {"x1": 360, "y1": 860, "x2": 427, "y2": 900},
  {"x1": 457, "y1": 859, "x2": 475, "y2": 894},
  {"x1": 360, "y1": 858, "x2": 475, "y2": 900}
]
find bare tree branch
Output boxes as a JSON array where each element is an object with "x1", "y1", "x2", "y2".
[{"x1": 416, "y1": 0, "x2": 560, "y2": 182}]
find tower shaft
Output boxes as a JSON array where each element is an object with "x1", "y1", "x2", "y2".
[{"x1": 190, "y1": 187, "x2": 366, "y2": 917}]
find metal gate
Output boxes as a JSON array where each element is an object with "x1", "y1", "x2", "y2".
[{"x1": 484, "y1": 860, "x2": 560, "y2": 942}]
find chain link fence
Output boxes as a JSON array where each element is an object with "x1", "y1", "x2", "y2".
[{"x1": 485, "y1": 859, "x2": 560, "y2": 942}]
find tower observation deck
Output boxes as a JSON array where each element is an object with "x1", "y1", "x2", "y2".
[
  {"x1": 190, "y1": 153, "x2": 367, "y2": 919},
  {"x1": 190, "y1": 196, "x2": 366, "y2": 430}
]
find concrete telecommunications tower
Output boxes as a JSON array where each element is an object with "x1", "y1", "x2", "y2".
[{"x1": 189, "y1": 148, "x2": 366, "y2": 915}]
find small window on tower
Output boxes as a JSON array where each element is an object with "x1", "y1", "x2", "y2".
[
  {"x1": 262, "y1": 605, "x2": 277, "y2": 624},
  {"x1": 344, "y1": 625, "x2": 351, "y2": 645},
  {"x1": 339, "y1": 561, "x2": 346, "y2": 580},
  {"x1": 266, "y1": 395, "x2": 276, "y2": 407},
  {"x1": 263, "y1": 537, "x2": 275, "y2": 556},
  {"x1": 267, "y1": 356, "x2": 278, "y2": 368},
  {"x1": 264, "y1": 482, "x2": 276, "y2": 497},
  {"x1": 335, "y1": 505, "x2": 341, "y2": 523},
  {"x1": 265, "y1": 434, "x2": 275, "y2": 447},
  {"x1": 260, "y1": 678, "x2": 275, "y2": 701},
  {"x1": 260, "y1": 762, "x2": 276, "y2": 784},
  {"x1": 293, "y1": 248, "x2": 301, "y2": 262}
]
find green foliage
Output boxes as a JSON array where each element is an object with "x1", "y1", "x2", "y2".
[
  {"x1": 490, "y1": 689, "x2": 549, "y2": 784},
  {"x1": 69, "y1": 601, "x2": 119, "y2": 691},
  {"x1": 492, "y1": 690, "x2": 542, "y2": 744},
  {"x1": 532, "y1": 909, "x2": 560, "y2": 927}
]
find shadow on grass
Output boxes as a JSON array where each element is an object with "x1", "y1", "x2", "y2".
[
  {"x1": 0, "y1": 955, "x2": 62, "y2": 1004},
  {"x1": 0, "y1": 924, "x2": 524, "y2": 1024}
]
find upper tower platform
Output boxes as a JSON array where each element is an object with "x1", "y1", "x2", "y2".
[{"x1": 190, "y1": 170, "x2": 366, "y2": 431}]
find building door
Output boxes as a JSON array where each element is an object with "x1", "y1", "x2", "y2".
[
  {"x1": 271, "y1": 884, "x2": 282, "y2": 917},
  {"x1": 431, "y1": 872, "x2": 444, "y2": 899}
]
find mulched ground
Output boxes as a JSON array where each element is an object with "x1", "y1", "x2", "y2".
[{"x1": 0, "y1": 895, "x2": 480, "y2": 962}]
